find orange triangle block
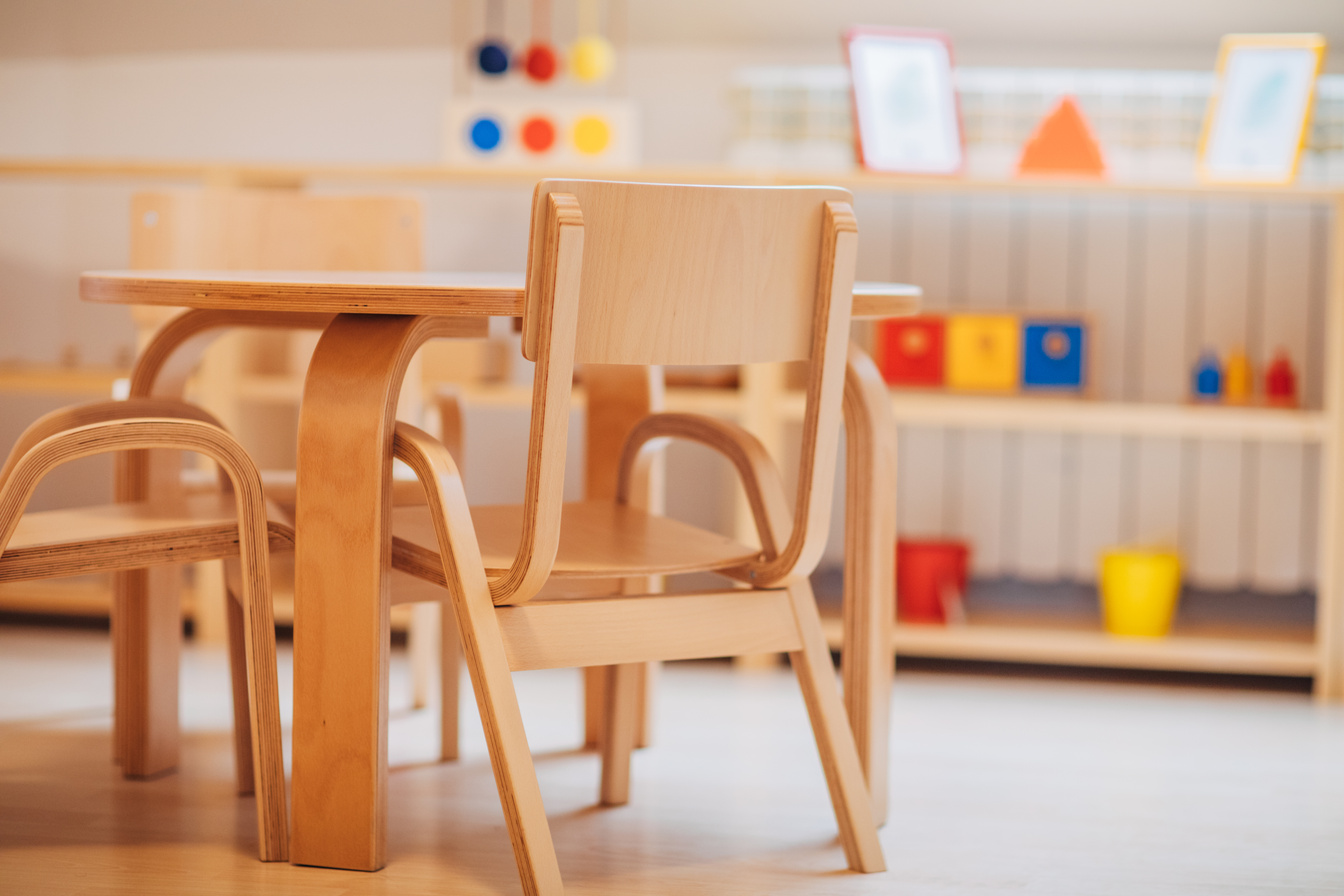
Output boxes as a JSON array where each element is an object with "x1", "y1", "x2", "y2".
[{"x1": 1016, "y1": 96, "x2": 1106, "y2": 178}]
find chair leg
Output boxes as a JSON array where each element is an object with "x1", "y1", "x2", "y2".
[
  {"x1": 598, "y1": 662, "x2": 641, "y2": 806},
  {"x1": 439, "y1": 599, "x2": 461, "y2": 762},
  {"x1": 225, "y1": 555, "x2": 289, "y2": 863},
  {"x1": 223, "y1": 581, "x2": 255, "y2": 796},
  {"x1": 784, "y1": 581, "x2": 886, "y2": 874},
  {"x1": 455, "y1": 588, "x2": 564, "y2": 895},
  {"x1": 409, "y1": 602, "x2": 436, "y2": 710}
]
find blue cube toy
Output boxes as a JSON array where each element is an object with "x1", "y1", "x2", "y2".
[{"x1": 1022, "y1": 318, "x2": 1086, "y2": 391}]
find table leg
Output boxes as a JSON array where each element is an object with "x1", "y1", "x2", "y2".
[
  {"x1": 113, "y1": 444, "x2": 188, "y2": 778},
  {"x1": 581, "y1": 364, "x2": 664, "y2": 750},
  {"x1": 112, "y1": 566, "x2": 181, "y2": 777},
  {"x1": 842, "y1": 344, "x2": 896, "y2": 826},
  {"x1": 289, "y1": 313, "x2": 479, "y2": 871}
]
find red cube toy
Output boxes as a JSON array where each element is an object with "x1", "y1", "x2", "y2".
[{"x1": 878, "y1": 315, "x2": 945, "y2": 387}]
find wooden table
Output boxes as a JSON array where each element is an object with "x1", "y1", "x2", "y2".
[{"x1": 81, "y1": 270, "x2": 917, "y2": 871}]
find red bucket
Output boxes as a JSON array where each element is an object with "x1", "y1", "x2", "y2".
[{"x1": 896, "y1": 538, "x2": 969, "y2": 624}]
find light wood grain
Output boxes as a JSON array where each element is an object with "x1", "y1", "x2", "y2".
[
  {"x1": 384, "y1": 181, "x2": 881, "y2": 891},
  {"x1": 840, "y1": 344, "x2": 896, "y2": 826},
  {"x1": 290, "y1": 313, "x2": 480, "y2": 872},
  {"x1": 0, "y1": 398, "x2": 290, "y2": 861},
  {"x1": 526, "y1": 181, "x2": 853, "y2": 366},
  {"x1": 83, "y1": 269, "x2": 523, "y2": 317}
]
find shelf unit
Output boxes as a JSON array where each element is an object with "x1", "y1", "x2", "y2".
[{"x1": 1, "y1": 157, "x2": 1341, "y2": 696}]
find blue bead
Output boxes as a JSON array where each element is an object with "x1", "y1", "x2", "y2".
[
  {"x1": 468, "y1": 117, "x2": 503, "y2": 152},
  {"x1": 477, "y1": 42, "x2": 510, "y2": 75}
]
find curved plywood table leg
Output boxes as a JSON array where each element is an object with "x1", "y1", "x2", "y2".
[
  {"x1": 842, "y1": 343, "x2": 896, "y2": 826},
  {"x1": 289, "y1": 312, "x2": 481, "y2": 871}
]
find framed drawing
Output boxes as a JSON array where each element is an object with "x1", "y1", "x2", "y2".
[
  {"x1": 1198, "y1": 33, "x2": 1327, "y2": 185},
  {"x1": 844, "y1": 27, "x2": 963, "y2": 175}
]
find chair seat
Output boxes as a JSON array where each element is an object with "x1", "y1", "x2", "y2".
[
  {"x1": 0, "y1": 492, "x2": 295, "y2": 583},
  {"x1": 392, "y1": 500, "x2": 760, "y2": 584}
]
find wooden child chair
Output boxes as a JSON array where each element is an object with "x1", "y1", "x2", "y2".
[
  {"x1": 388, "y1": 179, "x2": 884, "y2": 893},
  {"x1": 0, "y1": 397, "x2": 292, "y2": 861}
]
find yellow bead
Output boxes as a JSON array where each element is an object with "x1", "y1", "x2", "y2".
[
  {"x1": 572, "y1": 115, "x2": 611, "y2": 155},
  {"x1": 570, "y1": 36, "x2": 614, "y2": 82}
]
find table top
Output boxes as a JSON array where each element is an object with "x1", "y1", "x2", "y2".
[{"x1": 80, "y1": 270, "x2": 920, "y2": 320}]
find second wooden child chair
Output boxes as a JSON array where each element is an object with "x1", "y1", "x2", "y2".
[{"x1": 388, "y1": 179, "x2": 884, "y2": 894}]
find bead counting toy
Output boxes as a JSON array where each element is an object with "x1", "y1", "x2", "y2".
[{"x1": 449, "y1": 0, "x2": 634, "y2": 166}]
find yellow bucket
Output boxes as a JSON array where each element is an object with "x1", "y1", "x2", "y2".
[{"x1": 1098, "y1": 549, "x2": 1181, "y2": 637}]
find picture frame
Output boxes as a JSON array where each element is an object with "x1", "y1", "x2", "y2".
[
  {"x1": 1197, "y1": 33, "x2": 1327, "y2": 185},
  {"x1": 843, "y1": 27, "x2": 963, "y2": 175}
]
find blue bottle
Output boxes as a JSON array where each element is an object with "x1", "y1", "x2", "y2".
[{"x1": 1192, "y1": 349, "x2": 1222, "y2": 401}]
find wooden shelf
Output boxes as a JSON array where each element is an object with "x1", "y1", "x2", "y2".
[
  {"x1": 0, "y1": 363, "x2": 126, "y2": 396},
  {"x1": 887, "y1": 392, "x2": 1329, "y2": 442},
  {"x1": 820, "y1": 615, "x2": 1317, "y2": 677},
  {"x1": 2, "y1": 156, "x2": 1339, "y2": 203}
]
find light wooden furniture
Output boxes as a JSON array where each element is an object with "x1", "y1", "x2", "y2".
[
  {"x1": 385, "y1": 179, "x2": 880, "y2": 893},
  {"x1": 0, "y1": 397, "x2": 292, "y2": 861},
  {"x1": 26, "y1": 154, "x2": 1330, "y2": 692},
  {"x1": 119, "y1": 189, "x2": 450, "y2": 775},
  {"x1": 80, "y1": 266, "x2": 916, "y2": 872}
]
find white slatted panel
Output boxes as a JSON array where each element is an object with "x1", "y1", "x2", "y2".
[
  {"x1": 1135, "y1": 436, "x2": 1184, "y2": 548},
  {"x1": 1190, "y1": 440, "x2": 1247, "y2": 589},
  {"x1": 1137, "y1": 199, "x2": 1192, "y2": 403},
  {"x1": 1251, "y1": 204, "x2": 1318, "y2": 591},
  {"x1": 1073, "y1": 434, "x2": 1126, "y2": 580},
  {"x1": 896, "y1": 426, "x2": 948, "y2": 538},
  {"x1": 1014, "y1": 196, "x2": 1074, "y2": 579},
  {"x1": 894, "y1": 195, "x2": 954, "y2": 538},
  {"x1": 1186, "y1": 203, "x2": 1253, "y2": 587},
  {"x1": 951, "y1": 194, "x2": 1016, "y2": 575}
]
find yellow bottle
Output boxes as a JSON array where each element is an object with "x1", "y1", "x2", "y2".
[{"x1": 1223, "y1": 349, "x2": 1252, "y2": 404}]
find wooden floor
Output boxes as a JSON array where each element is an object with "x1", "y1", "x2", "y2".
[{"x1": 2, "y1": 625, "x2": 1343, "y2": 895}]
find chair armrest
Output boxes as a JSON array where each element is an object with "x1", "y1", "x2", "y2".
[
  {"x1": 391, "y1": 421, "x2": 498, "y2": 601},
  {"x1": 0, "y1": 397, "x2": 226, "y2": 485},
  {"x1": 0, "y1": 400, "x2": 271, "y2": 561},
  {"x1": 615, "y1": 412, "x2": 794, "y2": 576}
]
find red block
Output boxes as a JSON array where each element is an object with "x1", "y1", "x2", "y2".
[{"x1": 878, "y1": 316, "x2": 945, "y2": 386}]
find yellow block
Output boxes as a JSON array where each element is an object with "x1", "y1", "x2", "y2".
[{"x1": 945, "y1": 313, "x2": 1020, "y2": 392}]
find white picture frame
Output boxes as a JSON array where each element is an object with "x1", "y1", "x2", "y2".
[
  {"x1": 1198, "y1": 34, "x2": 1327, "y2": 185},
  {"x1": 844, "y1": 27, "x2": 963, "y2": 176}
]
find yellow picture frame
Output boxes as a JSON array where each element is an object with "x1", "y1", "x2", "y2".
[{"x1": 1197, "y1": 33, "x2": 1327, "y2": 185}]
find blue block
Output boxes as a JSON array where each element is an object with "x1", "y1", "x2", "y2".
[{"x1": 1022, "y1": 320, "x2": 1085, "y2": 390}]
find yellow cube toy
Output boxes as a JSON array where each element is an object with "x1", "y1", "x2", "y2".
[{"x1": 946, "y1": 313, "x2": 1020, "y2": 392}]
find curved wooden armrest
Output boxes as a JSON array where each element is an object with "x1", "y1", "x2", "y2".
[
  {"x1": 616, "y1": 412, "x2": 794, "y2": 577},
  {"x1": 391, "y1": 421, "x2": 496, "y2": 599},
  {"x1": 0, "y1": 405, "x2": 271, "y2": 560},
  {"x1": 0, "y1": 398, "x2": 227, "y2": 485}
]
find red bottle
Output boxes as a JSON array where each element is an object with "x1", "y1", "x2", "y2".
[{"x1": 1265, "y1": 351, "x2": 1298, "y2": 408}]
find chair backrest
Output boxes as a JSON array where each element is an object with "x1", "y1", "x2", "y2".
[
  {"x1": 498, "y1": 180, "x2": 858, "y2": 603},
  {"x1": 524, "y1": 180, "x2": 851, "y2": 366},
  {"x1": 130, "y1": 189, "x2": 422, "y2": 271}
]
